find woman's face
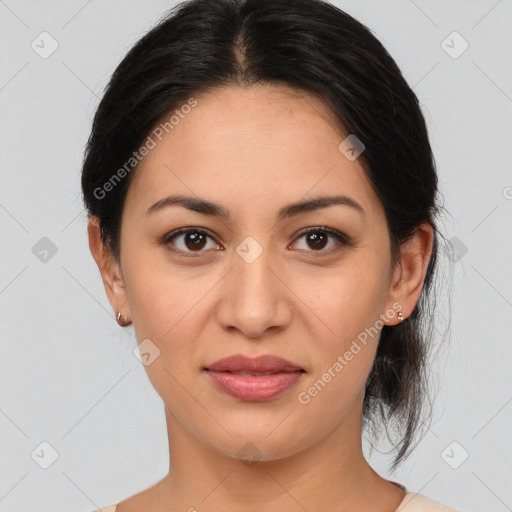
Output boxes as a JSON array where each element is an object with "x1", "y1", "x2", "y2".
[{"x1": 106, "y1": 84, "x2": 405, "y2": 461}]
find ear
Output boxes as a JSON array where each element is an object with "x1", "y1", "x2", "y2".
[
  {"x1": 87, "y1": 217, "x2": 131, "y2": 321},
  {"x1": 383, "y1": 222, "x2": 434, "y2": 325}
]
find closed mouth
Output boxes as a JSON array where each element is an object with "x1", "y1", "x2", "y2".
[{"x1": 205, "y1": 369, "x2": 306, "y2": 375}]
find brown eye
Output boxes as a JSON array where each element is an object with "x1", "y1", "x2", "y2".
[
  {"x1": 163, "y1": 228, "x2": 222, "y2": 254},
  {"x1": 305, "y1": 231, "x2": 328, "y2": 250},
  {"x1": 291, "y1": 227, "x2": 349, "y2": 254},
  {"x1": 182, "y1": 231, "x2": 208, "y2": 251}
]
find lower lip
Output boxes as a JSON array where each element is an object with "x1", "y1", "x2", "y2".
[{"x1": 204, "y1": 370, "x2": 304, "y2": 401}]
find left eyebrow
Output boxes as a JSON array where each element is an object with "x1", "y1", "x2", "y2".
[
  {"x1": 145, "y1": 194, "x2": 365, "y2": 219},
  {"x1": 277, "y1": 195, "x2": 365, "y2": 220}
]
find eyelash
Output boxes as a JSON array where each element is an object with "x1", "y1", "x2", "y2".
[{"x1": 161, "y1": 226, "x2": 350, "y2": 257}]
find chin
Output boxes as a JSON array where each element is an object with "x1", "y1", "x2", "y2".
[{"x1": 198, "y1": 422, "x2": 313, "y2": 465}]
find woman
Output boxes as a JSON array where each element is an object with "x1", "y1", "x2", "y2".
[{"x1": 82, "y1": 0, "x2": 460, "y2": 510}]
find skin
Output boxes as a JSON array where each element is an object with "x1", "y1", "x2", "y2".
[{"x1": 88, "y1": 83, "x2": 434, "y2": 512}]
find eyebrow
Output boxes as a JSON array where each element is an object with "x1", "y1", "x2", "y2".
[{"x1": 145, "y1": 194, "x2": 365, "y2": 220}]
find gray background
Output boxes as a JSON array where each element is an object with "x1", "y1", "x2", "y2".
[{"x1": 1, "y1": 1, "x2": 511, "y2": 511}]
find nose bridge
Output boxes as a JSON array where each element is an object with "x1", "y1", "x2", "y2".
[
  {"x1": 234, "y1": 240, "x2": 275, "y2": 298},
  {"x1": 216, "y1": 236, "x2": 290, "y2": 337}
]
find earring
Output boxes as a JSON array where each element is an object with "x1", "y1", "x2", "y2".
[
  {"x1": 116, "y1": 311, "x2": 132, "y2": 327},
  {"x1": 397, "y1": 311, "x2": 404, "y2": 322}
]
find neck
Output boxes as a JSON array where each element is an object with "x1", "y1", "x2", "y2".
[{"x1": 151, "y1": 404, "x2": 403, "y2": 512}]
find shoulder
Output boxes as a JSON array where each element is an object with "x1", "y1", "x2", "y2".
[
  {"x1": 397, "y1": 492, "x2": 462, "y2": 511},
  {"x1": 91, "y1": 492, "x2": 463, "y2": 512}
]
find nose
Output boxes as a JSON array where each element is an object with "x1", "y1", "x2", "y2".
[{"x1": 215, "y1": 244, "x2": 292, "y2": 339}]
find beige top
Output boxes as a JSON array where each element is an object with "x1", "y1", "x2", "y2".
[{"x1": 93, "y1": 488, "x2": 462, "y2": 511}]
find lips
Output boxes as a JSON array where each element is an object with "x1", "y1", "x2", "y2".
[
  {"x1": 203, "y1": 354, "x2": 305, "y2": 401},
  {"x1": 204, "y1": 354, "x2": 305, "y2": 373}
]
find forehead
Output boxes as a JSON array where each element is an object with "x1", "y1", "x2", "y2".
[
  {"x1": 157, "y1": 84, "x2": 346, "y2": 158},
  {"x1": 125, "y1": 84, "x2": 383, "y2": 222}
]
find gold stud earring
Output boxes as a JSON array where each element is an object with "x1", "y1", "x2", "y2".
[
  {"x1": 116, "y1": 311, "x2": 132, "y2": 327},
  {"x1": 397, "y1": 311, "x2": 404, "y2": 322}
]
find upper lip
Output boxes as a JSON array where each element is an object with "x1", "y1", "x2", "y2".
[{"x1": 204, "y1": 354, "x2": 305, "y2": 373}]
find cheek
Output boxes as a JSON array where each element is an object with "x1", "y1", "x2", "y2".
[
  {"x1": 121, "y1": 255, "x2": 221, "y2": 405},
  {"x1": 297, "y1": 309, "x2": 380, "y2": 425},
  {"x1": 298, "y1": 262, "x2": 388, "y2": 404},
  {"x1": 122, "y1": 247, "x2": 209, "y2": 341},
  {"x1": 310, "y1": 260, "x2": 389, "y2": 342}
]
